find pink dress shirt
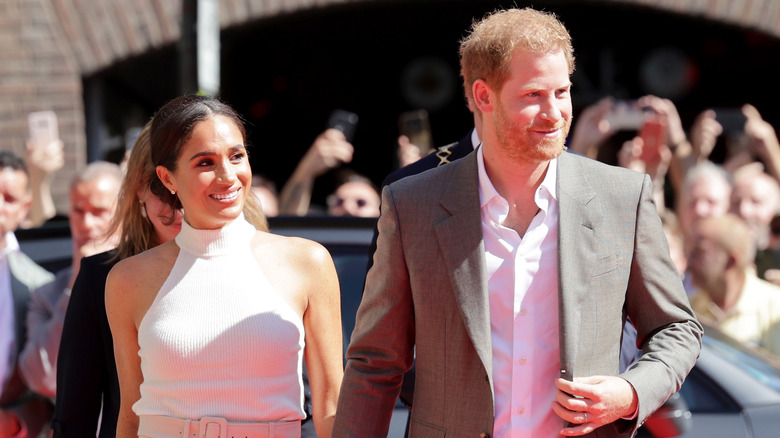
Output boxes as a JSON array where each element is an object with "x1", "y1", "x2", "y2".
[{"x1": 477, "y1": 149, "x2": 562, "y2": 437}]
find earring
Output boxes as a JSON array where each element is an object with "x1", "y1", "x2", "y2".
[
  {"x1": 170, "y1": 189, "x2": 176, "y2": 195},
  {"x1": 139, "y1": 200, "x2": 148, "y2": 219}
]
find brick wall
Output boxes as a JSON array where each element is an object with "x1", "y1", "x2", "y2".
[{"x1": 0, "y1": 0, "x2": 777, "y2": 214}]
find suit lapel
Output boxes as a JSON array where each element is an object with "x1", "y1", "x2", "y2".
[
  {"x1": 433, "y1": 153, "x2": 494, "y2": 385},
  {"x1": 557, "y1": 153, "x2": 602, "y2": 378}
]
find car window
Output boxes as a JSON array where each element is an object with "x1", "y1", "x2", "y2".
[
  {"x1": 703, "y1": 327, "x2": 780, "y2": 392},
  {"x1": 678, "y1": 368, "x2": 740, "y2": 413}
]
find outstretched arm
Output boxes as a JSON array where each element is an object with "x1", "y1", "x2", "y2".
[{"x1": 279, "y1": 129, "x2": 354, "y2": 215}]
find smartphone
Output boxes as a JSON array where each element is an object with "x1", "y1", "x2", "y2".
[
  {"x1": 27, "y1": 110, "x2": 59, "y2": 144},
  {"x1": 327, "y1": 109, "x2": 359, "y2": 143},
  {"x1": 605, "y1": 101, "x2": 646, "y2": 131},
  {"x1": 638, "y1": 118, "x2": 666, "y2": 162},
  {"x1": 398, "y1": 109, "x2": 433, "y2": 155},
  {"x1": 714, "y1": 108, "x2": 747, "y2": 134}
]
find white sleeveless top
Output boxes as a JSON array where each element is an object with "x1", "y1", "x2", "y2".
[{"x1": 133, "y1": 215, "x2": 305, "y2": 422}]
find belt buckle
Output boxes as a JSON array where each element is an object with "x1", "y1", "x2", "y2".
[{"x1": 198, "y1": 417, "x2": 228, "y2": 438}]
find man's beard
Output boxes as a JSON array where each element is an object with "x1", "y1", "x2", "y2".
[{"x1": 494, "y1": 104, "x2": 571, "y2": 162}]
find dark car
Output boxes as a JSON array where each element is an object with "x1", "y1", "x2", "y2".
[{"x1": 16, "y1": 217, "x2": 780, "y2": 438}]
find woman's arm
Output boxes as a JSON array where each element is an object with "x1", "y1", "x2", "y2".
[
  {"x1": 105, "y1": 262, "x2": 144, "y2": 438},
  {"x1": 300, "y1": 242, "x2": 343, "y2": 438}
]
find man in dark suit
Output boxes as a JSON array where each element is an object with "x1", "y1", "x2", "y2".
[
  {"x1": 335, "y1": 8, "x2": 701, "y2": 437},
  {"x1": 0, "y1": 151, "x2": 55, "y2": 438}
]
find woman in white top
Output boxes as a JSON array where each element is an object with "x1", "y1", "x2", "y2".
[{"x1": 107, "y1": 95, "x2": 343, "y2": 438}]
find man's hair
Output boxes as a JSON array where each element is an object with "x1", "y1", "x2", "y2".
[
  {"x1": 0, "y1": 150, "x2": 29, "y2": 175},
  {"x1": 0, "y1": 150, "x2": 30, "y2": 192},
  {"x1": 459, "y1": 8, "x2": 575, "y2": 109},
  {"x1": 71, "y1": 161, "x2": 123, "y2": 190},
  {"x1": 682, "y1": 161, "x2": 732, "y2": 196}
]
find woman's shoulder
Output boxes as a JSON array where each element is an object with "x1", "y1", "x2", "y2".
[
  {"x1": 252, "y1": 231, "x2": 333, "y2": 268},
  {"x1": 109, "y1": 241, "x2": 178, "y2": 283}
]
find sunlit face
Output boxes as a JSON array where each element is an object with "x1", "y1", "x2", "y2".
[
  {"x1": 678, "y1": 177, "x2": 731, "y2": 239},
  {"x1": 69, "y1": 176, "x2": 119, "y2": 256},
  {"x1": 731, "y1": 174, "x2": 779, "y2": 235},
  {"x1": 488, "y1": 49, "x2": 572, "y2": 163},
  {"x1": 327, "y1": 181, "x2": 380, "y2": 218},
  {"x1": 0, "y1": 168, "x2": 30, "y2": 247},
  {"x1": 158, "y1": 115, "x2": 251, "y2": 230},
  {"x1": 140, "y1": 188, "x2": 182, "y2": 244},
  {"x1": 687, "y1": 228, "x2": 729, "y2": 297}
]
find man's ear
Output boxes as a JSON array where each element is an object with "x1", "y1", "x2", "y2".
[
  {"x1": 156, "y1": 165, "x2": 176, "y2": 193},
  {"x1": 473, "y1": 79, "x2": 495, "y2": 114}
]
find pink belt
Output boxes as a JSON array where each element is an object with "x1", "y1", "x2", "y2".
[{"x1": 138, "y1": 415, "x2": 301, "y2": 438}]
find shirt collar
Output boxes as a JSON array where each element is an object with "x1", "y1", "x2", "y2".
[
  {"x1": 477, "y1": 146, "x2": 559, "y2": 210},
  {"x1": 470, "y1": 128, "x2": 480, "y2": 150},
  {"x1": 0, "y1": 232, "x2": 20, "y2": 259}
]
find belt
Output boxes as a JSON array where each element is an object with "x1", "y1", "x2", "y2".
[{"x1": 138, "y1": 415, "x2": 301, "y2": 438}]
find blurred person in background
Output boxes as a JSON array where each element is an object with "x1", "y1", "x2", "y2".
[
  {"x1": 0, "y1": 150, "x2": 54, "y2": 438},
  {"x1": 326, "y1": 170, "x2": 380, "y2": 218},
  {"x1": 688, "y1": 214, "x2": 780, "y2": 358},
  {"x1": 279, "y1": 128, "x2": 354, "y2": 216},
  {"x1": 730, "y1": 165, "x2": 780, "y2": 280},
  {"x1": 20, "y1": 162, "x2": 122, "y2": 399},
  {"x1": 675, "y1": 161, "x2": 732, "y2": 246}
]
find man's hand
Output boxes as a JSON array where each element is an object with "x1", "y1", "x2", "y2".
[
  {"x1": 637, "y1": 95, "x2": 687, "y2": 147},
  {"x1": 689, "y1": 110, "x2": 722, "y2": 162},
  {"x1": 298, "y1": 128, "x2": 354, "y2": 177},
  {"x1": 551, "y1": 376, "x2": 638, "y2": 436},
  {"x1": 397, "y1": 135, "x2": 422, "y2": 167},
  {"x1": 567, "y1": 97, "x2": 617, "y2": 159}
]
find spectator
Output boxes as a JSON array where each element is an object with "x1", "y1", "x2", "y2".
[
  {"x1": 18, "y1": 161, "x2": 122, "y2": 399},
  {"x1": 278, "y1": 128, "x2": 354, "y2": 215},
  {"x1": 688, "y1": 214, "x2": 780, "y2": 357},
  {"x1": 0, "y1": 150, "x2": 55, "y2": 438},
  {"x1": 730, "y1": 165, "x2": 780, "y2": 279},
  {"x1": 326, "y1": 170, "x2": 380, "y2": 218},
  {"x1": 676, "y1": 161, "x2": 732, "y2": 244}
]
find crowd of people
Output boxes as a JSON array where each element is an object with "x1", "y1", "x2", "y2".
[{"x1": 0, "y1": 5, "x2": 777, "y2": 438}]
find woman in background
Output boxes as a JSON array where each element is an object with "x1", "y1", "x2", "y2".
[{"x1": 107, "y1": 95, "x2": 343, "y2": 438}]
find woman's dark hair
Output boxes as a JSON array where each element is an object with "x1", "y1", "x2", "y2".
[{"x1": 149, "y1": 94, "x2": 247, "y2": 211}]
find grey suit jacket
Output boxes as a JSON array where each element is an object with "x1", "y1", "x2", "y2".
[
  {"x1": 334, "y1": 151, "x2": 702, "y2": 438},
  {"x1": 1, "y1": 250, "x2": 55, "y2": 437}
]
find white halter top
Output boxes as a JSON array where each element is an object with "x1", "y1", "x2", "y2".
[{"x1": 134, "y1": 215, "x2": 305, "y2": 422}]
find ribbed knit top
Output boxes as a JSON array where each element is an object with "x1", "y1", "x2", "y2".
[{"x1": 133, "y1": 215, "x2": 305, "y2": 422}]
